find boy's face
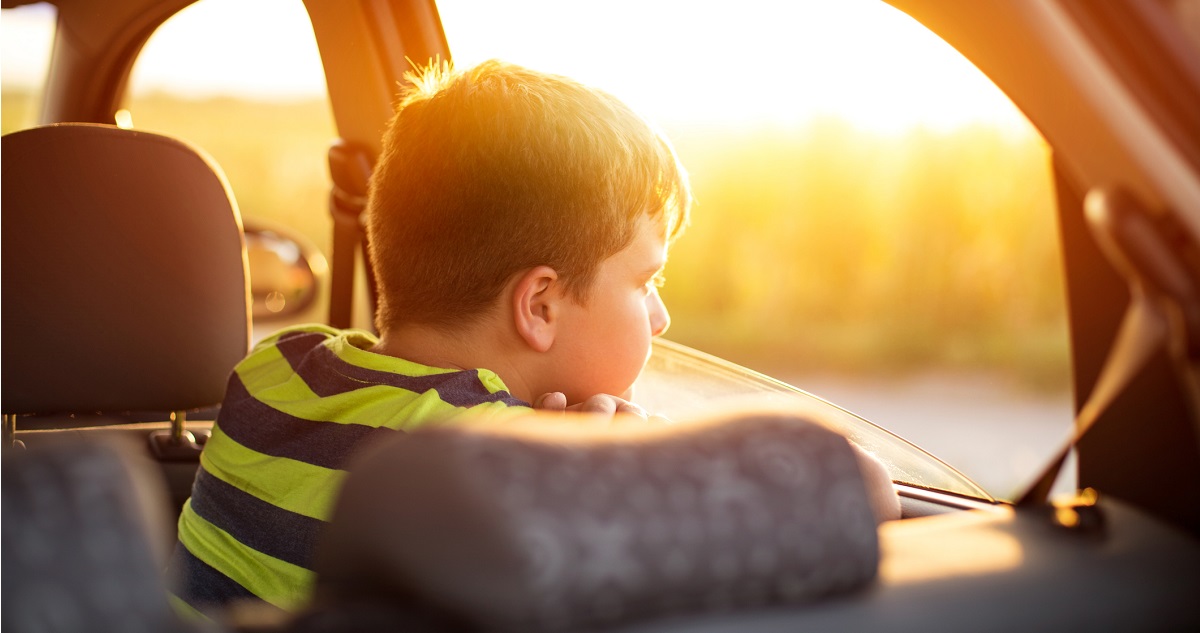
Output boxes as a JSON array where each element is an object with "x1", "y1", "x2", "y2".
[{"x1": 550, "y1": 213, "x2": 671, "y2": 404}]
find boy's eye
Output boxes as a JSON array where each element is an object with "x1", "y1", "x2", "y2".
[{"x1": 646, "y1": 271, "x2": 666, "y2": 290}]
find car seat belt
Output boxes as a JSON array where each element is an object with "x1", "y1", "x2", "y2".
[
  {"x1": 1018, "y1": 187, "x2": 1200, "y2": 507},
  {"x1": 327, "y1": 141, "x2": 378, "y2": 329}
]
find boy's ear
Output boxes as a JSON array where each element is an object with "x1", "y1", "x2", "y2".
[{"x1": 511, "y1": 265, "x2": 561, "y2": 353}]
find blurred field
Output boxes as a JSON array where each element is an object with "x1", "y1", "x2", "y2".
[
  {"x1": 663, "y1": 119, "x2": 1068, "y2": 390},
  {"x1": 2, "y1": 91, "x2": 1069, "y2": 393}
]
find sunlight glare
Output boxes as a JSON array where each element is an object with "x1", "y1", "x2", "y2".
[
  {"x1": 439, "y1": 0, "x2": 1032, "y2": 135},
  {"x1": 4, "y1": 0, "x2": 1033, "y2": 134},
  {"x1": 0, "y1": 4, "x2": 55, "y2": 89},
  {"x1": 114, "y1": 109, "x2": 134, "y2": 129},
  {"x1": 128, "y1": 0, "x2": 325, "y2": 101},
  {"x1": 879, "y1": 509, "x2": 1025, "y2": 583}
]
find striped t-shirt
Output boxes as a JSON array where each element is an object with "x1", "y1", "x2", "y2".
[{"x1": 170, "y1": 324, "x2": 529, "y2": 615}]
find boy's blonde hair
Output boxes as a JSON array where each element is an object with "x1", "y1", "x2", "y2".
[{"x1": 366, "y1": 60, "x2": 691, "y2": 332}]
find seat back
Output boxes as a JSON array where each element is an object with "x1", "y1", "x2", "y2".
[
  {"x1": 1, "y1": 123, "x2": 250, "y2": 415},
  {"x1": 313, "y1": 411, "x2": 882, "y2": 632},
  {"x1": 2, "y1": 438, "x2": 196, "y2": 633}
]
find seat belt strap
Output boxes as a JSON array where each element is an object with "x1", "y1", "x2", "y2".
[
  {"x1": 327, "y1": 141, "x2": 376, "y2": 329},
  {"x1": 1017, "y1": 187, "x2": 1200, "y2": 507}
]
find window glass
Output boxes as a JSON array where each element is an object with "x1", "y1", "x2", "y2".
[
  {"x1": 124, "y1": 0, "x2": 335, "y2": 332},
  {"x1": 440, "y1": 0, "x2": 1073, "y2": 500},
  {"x1": 1, "y1": 2, "x2": 56, "y2": 133}
]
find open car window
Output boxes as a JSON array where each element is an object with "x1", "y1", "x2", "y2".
[
  {"x1": 635, "y1": 339, "x2": 991, "y2": 500},
  {"x1": 439, "y1": 0, "x2": 1074, "y2": 501}
]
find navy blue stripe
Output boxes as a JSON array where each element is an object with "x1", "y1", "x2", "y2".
[
  {"x1": 218, "y1": 375, "x2": 398, "y2": 471},
  {"x1": 168, "y1": 542, "x2": 258, "y2": 610},
  {"x1": 274, "y1": 330, "x2": 331, "y2": 372},
  {"x1": 273, "y1": 330, "x2": 528, "y2": 407},
  {"x1": 188, "y1": 466, "x2": 323, "y2": 570}
]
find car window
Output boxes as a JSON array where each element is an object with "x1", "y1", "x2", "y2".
[
  {"x1": 439, "y1": 0, "x2": 1073, "y2": 501},
  {"x1": 635, "y1": 339, "x2": 990, "y2": 499},
  {"x1": 121, "y1": 0, "x2": 335, "y2": 333},
  {"x1": 0, "y1": 3, "x2": 56, "y2": 133}
]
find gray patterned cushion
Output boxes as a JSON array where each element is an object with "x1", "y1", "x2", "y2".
[
  {"x1": 315, "y1": 410, "x2": 881, "y2": 631},
  {"x1": 1, "y1": 439, "x2": 194, "y2": 633}
]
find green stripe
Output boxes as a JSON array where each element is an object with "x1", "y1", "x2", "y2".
[
  {"x1": 463, "y1": 399, "x2": 534, "y2": 422},
  {"x1": 264, "y1": 382, "x2": 466, "y2": 429},
  {"x1": 178, "y1": 501, "x2": 314, "y2": 611},
  {"x1": 330, "y1": 331, "x2": 460, "y2": 377},
  {"x1": 235, "y1": 340, "x2": 469, "y2": 426},
  {"x1": 236, "y1": 343, "x2": 319, "y2": 400},
  {"x1": 200, "y1": 427, "x2": 344, "y2": 520},
  {"x1": 236, "y1": 329, "x2": 524, "y2": 428},
  {"x1": 475, "y1": 368, "x2": 514, "y2": 395},
  {"x1": 167, "y1": 592, "x2": 212, "y2": 622},
  {"x1": 329, "y1": 334, "x2": 514, "y2": 394}
]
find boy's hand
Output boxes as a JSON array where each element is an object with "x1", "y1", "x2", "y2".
[{"x1": 533, "y1": 392, "x2": 648, "y2": 419}]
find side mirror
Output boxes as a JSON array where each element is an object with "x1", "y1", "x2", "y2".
[{"x1": 244, "y1": 220, "x2": 328, "y2": 322}]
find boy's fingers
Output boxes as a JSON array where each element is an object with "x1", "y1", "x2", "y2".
[
  {"x1": 534, "y1": 392, "x2": 567, "y2": 411},
  {"x1": 615, "y1": 401, "x2": 648, "y2": 419},
  {"x1": 576, "y1": 395, "x2": 617, "y2": 415},
  {"x1": 572, "y1": 395, "x2": 648, "y2": 419},
  {"x1": 546, "y1": 394, "x2": 651, "y2": 419}
]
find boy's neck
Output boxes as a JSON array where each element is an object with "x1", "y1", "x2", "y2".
[{"x1": 370, "y1": 321, "x2": 536, "y2": 404}]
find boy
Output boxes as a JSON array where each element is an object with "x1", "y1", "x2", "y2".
[{"x1": 170, "y1": 60, "x2": 691, "y2": 616}]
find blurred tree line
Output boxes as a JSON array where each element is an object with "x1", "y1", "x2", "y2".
[{"x1": 663, "y1": 118, "x2": 1067, "y2": 389}]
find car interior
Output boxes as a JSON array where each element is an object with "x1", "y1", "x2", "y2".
[{"x1": 3, "y1": 0, "x2": 1200, "y2": 631}]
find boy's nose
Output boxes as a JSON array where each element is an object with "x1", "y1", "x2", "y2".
[{"x1": 648, "y1": 289, "x2": 671, "y2": 337}]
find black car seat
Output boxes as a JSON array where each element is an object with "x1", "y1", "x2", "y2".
[
  {"x1": 1, "y1": 123, "x2": 250, "y2": 423},
  {"x1": 1, "y1": 123, "x2": 251, "y2": 632},
  {"x1": 2, "y1": 122, "x2": 251, "y2": 503}
]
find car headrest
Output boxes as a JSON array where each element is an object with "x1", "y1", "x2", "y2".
[
  {"x1": 1, "y1": 123, "x2": 250, "y2": 414},
  {"x1": 313, "y1": 410, "x2": 881, "y2": 632}
]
